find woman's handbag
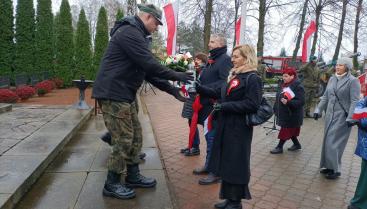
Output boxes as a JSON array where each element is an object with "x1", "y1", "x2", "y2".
[
  {"x1": 245, "y1": 97, "x2": 273, "y2": 126},
  {"x1": 244, "y1": 73, "x2": 274, "y2": 126}
]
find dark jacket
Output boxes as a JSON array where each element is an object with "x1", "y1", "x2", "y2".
[
  {"x1": 199, "y1": 71, "x2": 263, "y2": 185},
  {"x1": 274, "y1": 79, "x2": 305, "y2": 128},
  {"x1": 354, "y1": 98, "x2": 367, "y2": 160},
  {"x1": 92, "y1": 16, "x2": 179, "y2": 103},
  {"x1": 198, "y1": 47, "x2": 232, "y2": 123}
]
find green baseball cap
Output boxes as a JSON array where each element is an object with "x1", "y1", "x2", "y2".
[{"x1": 138, "y1": 4, "x2": 163, "y2": 25}]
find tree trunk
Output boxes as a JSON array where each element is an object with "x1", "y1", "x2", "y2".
[
  {"x1": 332, "y1": 0, "x2": 348, "y2": 62},
  {"x1": 203, "y1": 0, "x2": 213, "y2": 53},
  {"x1": 127, "y1": 0, "x2": 137, "y2": 16},
  {"x1": 257, "y1": 0, "x2": 266, "y2": 57},
  {"x1": 292, "y1": 0, "x2": 309, "y2": 61},
  {"x1": 310, "y1": 0, "x2": 322, "y2": 57},
  {"x1": 353, "y1": 0, "x2": 363, "y2": 70},
  {"x1": 233, "y1": 0, "x2": 240, "y2": 47}
]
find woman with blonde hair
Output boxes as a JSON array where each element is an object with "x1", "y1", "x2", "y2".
[{"x1": 196, "y1": 44, "x2": 262, "y2": 209}]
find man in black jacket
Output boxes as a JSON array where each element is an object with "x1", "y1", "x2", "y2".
[
  {"x1": 192, "y1": 34, "x2": 232, "y2": 185},
  {"x1": 92, "y1": 4, "x2": 193, "y2": 200}
]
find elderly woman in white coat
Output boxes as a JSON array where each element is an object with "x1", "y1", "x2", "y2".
[{"x1": 313, "y1": 57, "x2": 360, "y2": 179}]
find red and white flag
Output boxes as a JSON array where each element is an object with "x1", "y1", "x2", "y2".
[
  {"x1": 301, "y1": 20, "x2": 316, "y2": 63},
  {"x1": 358, "y1": 73, "x2": 367, "y2": 97},
  {"x1": 282, "y1": 87, "x2": 295, "y2": 101},
  {"x1": 353, "y1": 106, "x2": 367, "y2": 120},
  {"x1": 204, "y1": 113, "x2": 213, "y2": 136},
  {"x1": 163, "y1": 3, "x2": 178, "y2": 56},
  {"x1": 235, "y1": 18, "x2": 241, "y2": 45}
]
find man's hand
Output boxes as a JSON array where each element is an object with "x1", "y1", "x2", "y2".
[
  {"x1": 313, "y1": 113, "x2": 321, "y2": 120},
  {"x1": 213, "y1": 103, "x2": 222, "y2": 111},
  {"x1": 172, "y1": 87, "x2": 187, "y2": 102},
  {"x1": 175, "y1": 71, "x2": 194, "y2": 83}
]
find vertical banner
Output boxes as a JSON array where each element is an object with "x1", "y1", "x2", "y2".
[
  {"x1": 235, "y1": 18, "x2": 241, "y2": 45},
  {"x1": 239, "y1": 0, "x2": 247, "y2": 44},
  {"x1": 301, "y1": 20, "x2": 316, "y2": 63},
  {"x1": 163, "y1": 2, "x2": 178, "y2": 55}
]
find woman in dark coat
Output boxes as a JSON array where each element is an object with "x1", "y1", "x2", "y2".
[
  {"x1": 196, "y1": 44, "x2": 262, "y2": 209},
  {"x1": 270, "y1": 68, "x2": 305, "y2": 154}
]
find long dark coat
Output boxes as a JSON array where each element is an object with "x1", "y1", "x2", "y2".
[
  {"x1": 274, "y1": 79, "x2": 305, "y2": 127},
  {"x1": 199, "y1": 71, "x2": 262, "y2": 185}
]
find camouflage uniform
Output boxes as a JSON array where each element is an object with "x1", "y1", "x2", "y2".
[
  {"x1": 257, "y1": 63, "x2": 267, "y2": 81},
  {"x1": 298, "y1": 62, "x2": 319, "y2": 116},
  {"x1": 99, "y1": 100, "x2": 142, "y2": 173}
]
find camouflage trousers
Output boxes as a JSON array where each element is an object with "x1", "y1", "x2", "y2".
[
  {"x1": 304, "y1": 87, "x2": 318, "y2": 114},
  {"x1": 99, "y1": 100, "x2": 142, "y2": 173}
]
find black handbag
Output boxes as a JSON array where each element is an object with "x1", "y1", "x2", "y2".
[{"x1": 244, "y1": 73, "x2": 274, "y2": 126}]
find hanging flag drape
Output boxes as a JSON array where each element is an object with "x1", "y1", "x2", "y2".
[
  {"x1": 163, "y1": 3, "x2": 177, "y2": 56},
  {"x1": 235, "y1": 18, "x2": 241, "y2": 45},
  {"x1": 301, "y1": 20, "x2": 316, "y2": 63}
]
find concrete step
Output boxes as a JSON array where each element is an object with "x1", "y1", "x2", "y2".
[
  {"x1": 0, "y1": 104, "x2": 12, "y2": 114},
  {"x1": 0, "y1": 107, "x2": 93, "y2": 209}
]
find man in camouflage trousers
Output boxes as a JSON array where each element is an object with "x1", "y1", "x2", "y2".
[
  {"x1": 298, "y1": 56, "x2": 320, "y2": 118},
  {"x1": 92, "y1": 4, "x2": 193, "y2": 200}
]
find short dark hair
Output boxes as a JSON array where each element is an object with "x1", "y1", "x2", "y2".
[{"x1": 194, "y1": 53, "x2": 208, "y2": 63}]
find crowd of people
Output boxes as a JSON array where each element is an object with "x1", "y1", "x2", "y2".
[{"x1": 90, "y1": 3, "x2": 366, "y2": 209}]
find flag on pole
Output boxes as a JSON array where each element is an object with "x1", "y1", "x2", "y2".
[
  {"x1": 235, "y1": 18, "x2": 241, "y2": 45},
  {"x1": 163, "y1": 3, "x2": 178, "y2": 56},
  {"x1": 301, "y1": 20, "x2": 316, "y2": 63},
  {"x1": 282, "y1": 87, "x2": 295, "y2": 101}
]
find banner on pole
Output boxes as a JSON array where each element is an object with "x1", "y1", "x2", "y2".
[
  {"x1": 301, "y1": 20, "x2": 316, "y2": 63},
  {"x1": 163, "y1": 3, "x2": 178, "y2": 55}
]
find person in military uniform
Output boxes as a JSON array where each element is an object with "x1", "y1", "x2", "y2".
[
  {"x1": 298, "y1": 56, "x2": 319, "y2": 117},
  {"x1": 92, "y1": 4, "x2": 193, "y2": 200},
  {"x1": 257, "y1": 58, "x2": 267, "y2": 82}
]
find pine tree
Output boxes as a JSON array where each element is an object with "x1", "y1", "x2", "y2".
[
  {"x1": 35, "y1": 0, "x2": 53, "y2": 74},
  {"x1": 0, "y1": 0, "x2": 14, "y2": 75},
  {"x1": 14, "y1": 0, "x2": 35, "y2": 74},
  {"x1": 93, "y1": 6, "x2": 109, "y2": 79},
  {"x1": 116, "y1": 8, "x2": 124, "y2": 21},
  {"x1": 55, "y1": 0, "x2": 74, "y2": 86},
  {"x1": 75, "y1": 9, "x2": 92, "y2": 79}
]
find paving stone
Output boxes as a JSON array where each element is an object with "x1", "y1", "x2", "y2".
[{"x1": 14, "y1": 172, "x2": 87, "y2": 209}]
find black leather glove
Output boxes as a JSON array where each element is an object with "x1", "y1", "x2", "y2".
[
  {"x1": 174, "y1": 71, "x2": 194, "y2": 83},
  {"x1": 347, "y1": 120, "x2": 358, "y2": 127},
  {"x1": 194, "y1": 81, "x2": 203, "y2": 93},
  {"x1": 172, "y1": 87, "x2": 187, "y2": 102},
  {"x1": 213, "y1": 103, "x2": 222, "y2": 111},
  {"x1": 313, "y1": 113, "x2": 321, "y2": 120}
]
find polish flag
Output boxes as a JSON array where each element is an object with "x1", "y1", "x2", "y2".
[
  {"x1": 282, "y1": 87, "x2": 295, "y2": 101},
  {"x1": 235, "y1": 18, "x2": 241, "y2": 45},
  {"x1": 358, "y1": 73, "x2": 367, "y2": 96},
  {"x1": 203, "y1": 113, "x2": 213, "y2": 136},
  {"x1": 163, "y1": 3, "x2": 178, "y2": 56},
  {"x1": 301, "y1": 20, "x2": 316, "y2": 63},
  {"x1": 353, "y1": 106, "x2": 367, "y2": 120}
]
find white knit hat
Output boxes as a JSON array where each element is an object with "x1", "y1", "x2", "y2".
[{"x1": 337, "y1": 57, "x2": 353, "y2": 70}]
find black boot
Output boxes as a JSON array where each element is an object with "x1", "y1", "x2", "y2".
[
  {"x1": 288, "y1": 137, "x2": 301, "y2": 151},
  {"x1": 125, "y1": 164, "x2": 157, "y2": 188},
  {"x1": 225, "y1": 200, "x2": 242, "y2": 209},
  {"x1": 214, "y1": 200, "x2": 229, "y2": 209},
  {"x1": 100, "y1": 132, "x2": 112, "y2": 145},
  {"x1": 103, "y1": 171, "x2": 136, "y2": 199},
  {"x1": 270, "y1": 140, "x2": 285, "y2": 154},
  {"x1": 139, "y1": 152, "x2": 146, "y2": 160}
]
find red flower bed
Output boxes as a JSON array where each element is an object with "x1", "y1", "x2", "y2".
[
  {"x1": 0, "y1": 89, "x2": 19, "y2": 103},
  {"x1": 15, "y1": 86, "x2": 36, "y2": 100},
  {"x1": 35, "y1": 80, "x2": 53, "y2": 93}
]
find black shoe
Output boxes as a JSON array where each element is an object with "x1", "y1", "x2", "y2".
[
  {"x1": 198, "y1": 173, "x2": 220, "y2": 185},
  {"x1": 184, "y1": 147, "x2": 200, "y2": 156},
  {"x1": 319, "y1": 168, "x2": 333, "y2": 175},
  {"x1": 125, "y1": 164, "x2": 157, "y2": 188},
  {"x1": 225, "y1": 201, "x2": 242, "y2": 209},
  {"x1": 139, "y1": 152, "x2": 146, "y2": 160},
  {"x1": 100, "y1": 132, "x2": 112, "y2": 145},
  {"x1": 288, "y1": 144, "x2": 302, "y2": 151},
  {"x1": 103, "y1": 171, "x2": 136, "y2": 199},
  {"x1": 214, "y1": 200, "x2": 229, "y2": 209},
  {"x1": 325, "y1": 171, "x2": 341, "y2": 179},
  {"x1": 270, "y1": 147, "x2": 283, "y2": 154},
  {"x1": 193, "y1": 167, "x2": 208, "y2": 175},
  {"x1": 180, "y1": 147, "x2": 189, "y2": 153},
  {"x1": 348, "y1": 205, "x2": 360, "y2": 209}
]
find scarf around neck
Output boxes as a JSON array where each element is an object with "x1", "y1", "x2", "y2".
[{"x1": 227, "y1": 65, "x2": 257, "y2": 83}]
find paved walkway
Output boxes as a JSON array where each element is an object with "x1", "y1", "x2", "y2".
[{"x1": 142, "y1": 89, "x2": 361, "y2": 209}]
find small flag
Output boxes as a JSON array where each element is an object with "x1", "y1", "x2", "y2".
[
  {"x1": 353, "y1": 106, "x2": 367, "y2": 120},
  {"x1": 282, "y1": 87, "x2": 295, "y2": 101},
  {"x1": 203, "y1": 113, "x2": 213, "y2": 136}
]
